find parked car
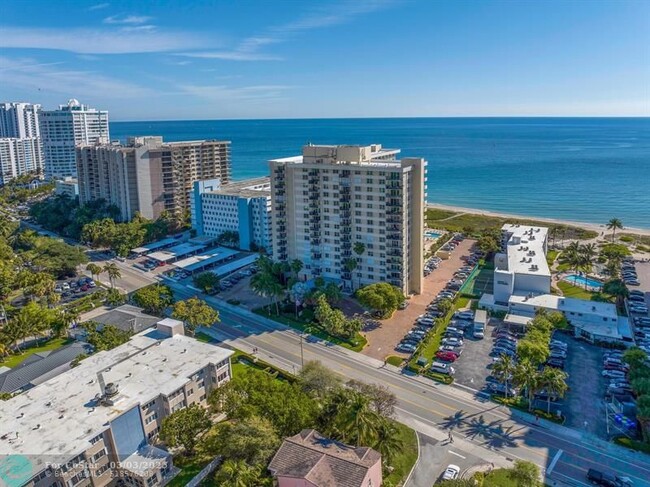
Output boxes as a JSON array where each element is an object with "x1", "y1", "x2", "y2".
[
  {"x1": 442, "y1": 465, "x2": 460, "y2": 481},
  {"x1": 442, "y1": 337, "x2": 463, "y2": 347},
  {"x1": 396, "y1": 343, "x2": 417, "y2": 353},
  {"x1": 431, "y1": 361, "x2": 455, "y2": 375},
  {"x1": 436, "y1": 351, "x2": 458, "y2": 362},
  {"x1": 602, "y1": 369, "x2": 627, "y2": 379},
  {"x1": 439, "y1": 345, "x2": 462, "y2": 356}
]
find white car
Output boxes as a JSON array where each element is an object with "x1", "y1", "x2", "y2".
[{"x1": 442, "y1": 464, "x2": 460, "y2": 481}]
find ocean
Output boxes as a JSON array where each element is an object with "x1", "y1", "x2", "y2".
[{"x1": 110, "y1": 117, "x2": 650, "y2": 229}]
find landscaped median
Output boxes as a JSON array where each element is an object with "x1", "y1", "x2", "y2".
[
  {"x1": 406, "y1": 296, "x2": 471, "y2": 384},
  {"x1": 492, "y1": 395, "x2": 565, "y2": 424},
  {"x1": 252, "y1": 307, "x2": 367, "y2": 352}
]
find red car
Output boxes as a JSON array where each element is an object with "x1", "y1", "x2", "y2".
[{"x1": 436, "y1": 351, "x2": 458, "y2": 362}]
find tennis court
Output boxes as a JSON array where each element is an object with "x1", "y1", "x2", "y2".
[{"x1": 461, "y1": 265, "x2": 494, "y2": 297}]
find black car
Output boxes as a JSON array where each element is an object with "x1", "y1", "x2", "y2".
[
  {"x1": 546, "y1": 358, "x2": 565, "y2": 369},
  {"x1": 586, "y1": 468, "x2": 633, "y2": 486}
]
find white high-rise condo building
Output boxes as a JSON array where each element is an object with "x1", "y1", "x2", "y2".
[
  {"x1": 40, "y1": 99, "x2": 109, "y2": 179},
  {"x1": 270, "y1": 144, "x2": 426, "y2": 295},
  {"x1": 0, "y1": 102, "x2": 44, "y2": 184}
]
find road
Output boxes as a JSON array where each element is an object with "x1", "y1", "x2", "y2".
[{"x1": 102, "y1": 258, "x2": 650, "y2": 486}]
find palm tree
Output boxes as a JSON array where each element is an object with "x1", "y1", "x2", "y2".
[
  {"x1": 103, "y1": 262, "x2": 121, "y2": 288},
  {"x1": 559, "y1": 241, "x2": 581, "y2": 277},
  {"x1": 213, "y1": 459, "x2": 261, "y2": 487},
  {"x1": 492, "y1": 354, "x2": 516, "y2": 399},
  {"x1": 0, "y1": 339, "x2": 10, "y2": 361},
  {"x1": 250, "y1": 272, "x2": 278, "y2": 315},
  {"x1": 290, "y1": 259, "x2": 304, "y2": 281},
  {"x1": 603, "y1": 279, "x2": 629, "y2": 311},
  {"x1": 86, "y1": 263, "x2": 102, "y2": 281},
  {"x1": 343, "y1": 258, "x2": 358, "y2": 291},
  {"x1": 353, "y1": 242, "x2": 366, "y2": 289},
  {"x1": 373, "y1": 419, "x2": 404, "y2": 465},
  {"x1": 514, "y1": 361, "x2": 540, "y2": 411},
  {"x1": 336, "y1": 391, "x2": 381, "y2": 447},
  {"x1": 579, "y1": 243, "x2": 598, "y2": 288},
  {"x1": 539, "y1": 367, "x2": 568, "y2": 415},
  {"x1": 606, "y1": 218, "x2": 623, "y2": 242},
  {"x1": 269, "y1": 281, "x2": 286, "y2": 315}
]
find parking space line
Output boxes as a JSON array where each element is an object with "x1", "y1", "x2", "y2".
[
  {"x1": 448, "y1": 450, "x2": 466, "y2": 459},
  {"x1": 547, "y1": 449, "x2": 562, "y2": 475}
]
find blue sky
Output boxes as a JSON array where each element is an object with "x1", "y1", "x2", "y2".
[{"x1": 1, "y1": 0, "x2": 648, "y2": 120}]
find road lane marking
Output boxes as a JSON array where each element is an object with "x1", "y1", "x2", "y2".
[
  {"x1": 448, "y1": 450, "x2": 466, "y2": 459},
  {"x1": 547, "y1": 449, "x2": 563, "y2": 475}
]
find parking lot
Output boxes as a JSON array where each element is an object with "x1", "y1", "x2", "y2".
[{"x1": 451, "y1": 319, "x2": 499, "y2": 392}]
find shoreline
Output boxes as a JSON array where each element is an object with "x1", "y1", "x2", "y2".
[{"x1": 426, "y1": 203, "x2": 650, "y2": 237}]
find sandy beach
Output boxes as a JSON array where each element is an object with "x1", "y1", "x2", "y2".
[{"x1": 426, "y1": 203, "x2": 650, "y2": 237}]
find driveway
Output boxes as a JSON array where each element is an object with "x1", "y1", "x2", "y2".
[{"x1": 361, "y1": 239, "x2": 476, "y2": 360}]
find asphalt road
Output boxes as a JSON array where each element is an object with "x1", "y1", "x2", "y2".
[{"x1": 163, "y1": 280, "x2": 650, "y2": 487}]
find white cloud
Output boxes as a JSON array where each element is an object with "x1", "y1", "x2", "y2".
[
  {"x1": 178, "y1": 0, "x2": 397, "y2": 61},
  {"x1": 180, "y1": 84, "x2": 293, "y2": 101},
  {"x1": 0, "y1": 27, "x2": 205, "y2": 54},
  {"x1": 0, "y1": 56, "x2": 153, "y2": 98},
  {"x1": 88, "y1": 3, "x2": 110, "y2": 11},
  {"x1": 103, "y1": 15, "x2": 153, "y2": 25}
]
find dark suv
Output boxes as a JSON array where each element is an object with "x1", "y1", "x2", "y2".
[{"x1": 587, "y1": 468, "x2": 633, "y2": 486}]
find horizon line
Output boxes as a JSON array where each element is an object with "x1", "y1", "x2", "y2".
[{"x1": 110, "y1": 114, "x2": 650, "y2": 123}]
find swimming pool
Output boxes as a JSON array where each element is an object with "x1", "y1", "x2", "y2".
[
  {"x1": 425, "y1": 230, "x2": 442, "y2": 240},
  {"x1": 564, "y1": 274, "x2": 603, "y2": 289}
]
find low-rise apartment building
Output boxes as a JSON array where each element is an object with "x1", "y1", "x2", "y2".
[
  {"x1": 54, "y1": 177, "x2": 79, "y2": 199},
  {"x1": 493, "y1": 224, "x2": 551, "y2": 305},
  {"x1": 269, "y1": 144, "x2": 426, "y2": 295},
  {"x1": 191, "y1": 177, "x2": 271, "y2": 252},
  {"x1": 76, "y1": 136, "x2": 231, "y2": 221},
  {"x1": 0, "y1": 319, "x2": 233, "y2": 487}
]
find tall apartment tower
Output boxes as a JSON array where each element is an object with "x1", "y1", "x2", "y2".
[
  {"x1": 77, "y1": 137, "x2": 231, "y2": 221},
  {"x1": 0, "y1": 102, "x2": 43, "y2": 184},
  {"x1": 270, "y1": 144, "x2": 426, "y2": 295},
  {"x1": 40, "y1": 99, "x2": 109, "y2": 179}
]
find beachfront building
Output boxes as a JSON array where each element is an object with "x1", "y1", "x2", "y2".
[
  {"x1": 54, "y1": 176, "x2": 79, "y2": 198},
  {"x1": 0, "y1": 136, "x2": 44, "y2": 185},
  {"x1": 77, "y1": 136, "x2": 231, "y2": 221},
  {"x1": 0, "y1": 319, "x2": 234, "y2": 487},
  {"x1": 40, "y1": 99, "x2": 109, "y2": 179},
  {"x1": 492, "y1": 224, "x2": 551, "y2": 305},
  {"x1": 0, "y1": 102, "x2": 44, "y2": 184},
  {"x1": 270, "y1": 144, "x2": 426, "y2": 295},
  {"x1": 191, "y1": 177, "x2": 272, "y2": 252}
]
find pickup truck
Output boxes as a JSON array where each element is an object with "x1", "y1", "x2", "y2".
[{"x1": 587, "y1": 468, "x2": 633, "y2": 486}]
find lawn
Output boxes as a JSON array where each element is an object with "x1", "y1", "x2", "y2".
[
  {"x1": 386, "y1": 355, "x2": 404, "y2": 367},
  {"x1": 252, "y1": 308, "x2": 367, "y2": 352},
  {"x1": 477, "y1": 468, "x2": 518, "y2": 487},
  {"x1": 1, "y1": 337, "x2": 72, "y2": 368},
  {"x1": 384, "y1": 421, "x2": 419, "y2": 487},
  {"x1": 424, "y1": 209, "x2": 597, "y2": 240},
  {"x1": 557, "y1": 281, "x2": 612, "y2": 303},
  {"x1": 195, "y1": 331, "x2": 213, "y2": 343},
  {"x1": 546, "y1": 249, "x2": 559, "y2": 266},
  {"x1": 168, "y1": 454, "x2": 213, "y2": 487}
]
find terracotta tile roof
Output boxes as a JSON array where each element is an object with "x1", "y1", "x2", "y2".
[{"x1": 268, "y1": 429, "x2": 381, "y2": 487}]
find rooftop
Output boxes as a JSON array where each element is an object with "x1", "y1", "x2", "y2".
[
  {"x1": 270, "y1": 143, "x2": 408, "y2": 169},
  {"x1": 0, "y1": 329, "x2": 233, "y2": 471},
  {"x1": 148, "y1": 242, "x2": 206, "y2": 263},
  {"x1": 85, "y1": 304, "x2": 160, "y2": 334},
  {"x1": 172, "y1": 246, "x2": 239, "y2": 272},
  {"x1": 509, "y1": 293, "x2": 618, "y2": 319},
  {"x1": 268, "y1": 429, "x2": 380, "y2": 487},
  {"x1": 203, "y1": 176, "x2": 271, "y2": 199},
  {"x1": 496, "y1": 224, "x2": 550, "y2": 277}
]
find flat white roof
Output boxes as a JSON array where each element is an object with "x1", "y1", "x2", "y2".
[
  {"x1": 504, "y1": 313, "x2": 533, "y2": 326},
  {"x1": 213, "y1": 253, "x2": 259, "y2": 277},
  {"x1": 499, "y1": 224, "x2": 550, "y2": 277},
  {"x1": 148, "y1": 242, "x2": 205, "y2": 262},
  {"x1": 132, "y1": 237, "x2": 178, "y2": 254},
  {"x1": 0, "y1": 330, "x2": 233, "y2": 471},
  {"x1": 509, "y1": 293, "x2": 618, "y2": 319},
  {"x1": 173, "y1": 247, "x2": 239, "y2": 272}
]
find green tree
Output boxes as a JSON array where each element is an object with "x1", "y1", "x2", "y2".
[
  {"x1": 517, "y1": 340, "x2": 549, "y2": 366},
  {"x1": 82, "y1": 323, "x2": 131, "y2": 351},
  {"x1": 346, "y1": 379, "x2": 397, "y2": 418},
  {"x1": 603, "y1": 279, "x2": 629, "y2": 310},
  {"x1": 207, "y1": 416, "x2": 280, "y2": 466},
  {"x1": 477, "y1": 234, "x2": 500, "y2": 255},
  {"x1": 193, "y1": 272, "x2": 221, "y2": 293},
  {"x1": 102, "y1": 262, "x2": 121, "y2": 288},
  {"x1": 86, "y1": 263, "x2": 103, "y2": 281},
  {"x1": 510, "y1": 460, "x2": 541, "y2": 487},
  {"x1": 373, "y1": 418, "x2": 403, "y2": 465},
  {"x1": 323, "y1": 282, "x2": 343, "y2": 304},
  {"x1": 332, "y1": 389, "x2": 381, "y2": 447},
  {"x1": 538, "y1": 367, "x2": 568, "y2": 414},
  {"x1": 250, "y1": 271, "x2": 282, "y2": 315},
  {"x1": 132, "y1": 284, "x2": 174, "y2": 314},
  {"x1": 353, "y1": 242, "x2": 366, "y2": 289},
  {"x1": 514, "y1": 361, "x2": 541, "y2": 411},
  {"x1": 637, "y1": 395, "x2": 650, "y2": 443},
  {"x1": 623, "y1": 347, "x2": 648, "y2": 370},
  {"x1": 343, "y1": 258, "x2": 358, "y2": 291},
  {"x1": 437, "y1": 298, "x2": 453, "y2": 315},
  {"x1": 298, "y1": 360, "x2": 342, "y2": 399},
  {"x1": 579, "y1": 243, "x2": 598, "y2": 288},
  {"x1": 160, "y1": 404, "x2": 212, "y2": 455},
  {"x1": 212, "y1": 460, "x2": 263, "y2": 487},
  {"x1": 356, "y1": 282, "x2": 404, "y2": 317},
  {"x1": 559, "y1": 241, "x2": 582, "y2": 276},
  {"x1": 492, "y1": 354, "x2": 516, "y2": 399},
  {"x1": 606, "y1": 218, "x2": 623, "y2": 242},
  {"x1": 172, "y1": 297, "x2": 219, "y2": 335},
  {"x1": 290, "y1": 259, "x2": 303, "y2": 279}
]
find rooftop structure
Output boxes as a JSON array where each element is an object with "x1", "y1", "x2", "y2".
[
  {"x1": 0, "y1": 342, "x2": 93, "y2": 394},
  {"x1": 191, "y1": 177, "x2": 272, "y2": 252},
  {"x1": 270, "y1": 144, "x2": 426, "y2": 295},
  {"x1": 0, "y1": 322, "x2": 234, "y2": 487},
  {"x1": 493, "y1": 224, "x2": 551, "y2": 304},
  {"x1": 147, "y1": 241, "x2": 206, "y2": 263},
  {"x1": 172, "y1": 246, "x2": 239, "y2": 274},
  {"x1": 83, "y1": 304, "x2": 161, "y2": 335},
  {"x1": 268, "y1": 429, "x2": 382, "y2": 487}
]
